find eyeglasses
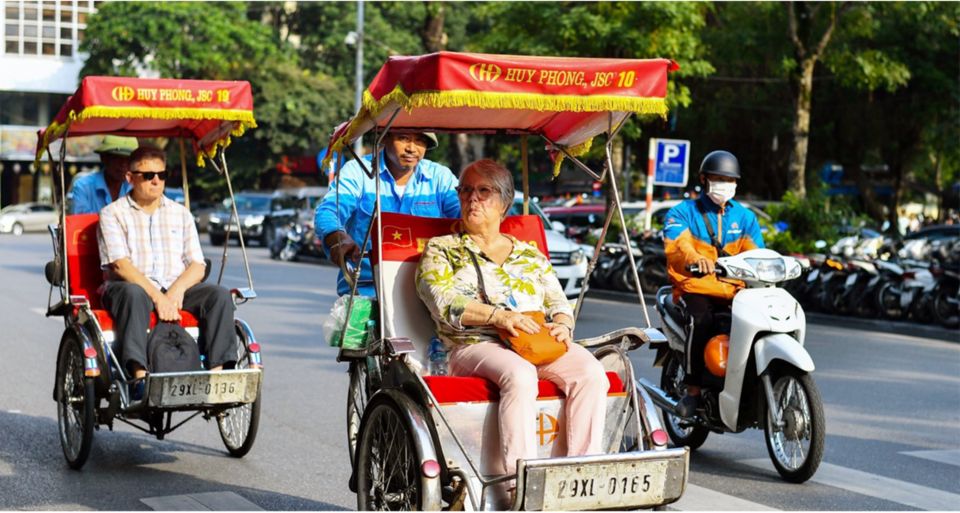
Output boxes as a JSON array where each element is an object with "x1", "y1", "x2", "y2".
[
  {"x1": 130, "y1": 170, "x2": 168, "y2": 181},
  {"x1": 456, "y1": 185, "x2": 498, "y2": 201}
]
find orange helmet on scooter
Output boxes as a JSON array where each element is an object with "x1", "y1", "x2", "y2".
[{"x1": 705, "y1": 334, "x2": 730, "y2": 377}]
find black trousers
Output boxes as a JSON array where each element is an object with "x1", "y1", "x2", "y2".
[
  {"x1": 102, "y1": 281, "x2": 237, "y2": 373},
  {"x1": 677, "y1": 293, "x2": 730, "y2": 387}
]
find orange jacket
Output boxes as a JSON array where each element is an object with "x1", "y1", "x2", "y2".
[{"x1": 663, "y1": 197, "x2": 764, "y2": 302}]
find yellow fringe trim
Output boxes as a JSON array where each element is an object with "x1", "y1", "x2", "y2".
[
  {"x1": 552, "y1": 138, "x2": 594, "y2": 177},
  {"x1": 322, "y1": 85, "x2": 667, "y2": 173},
  {"x1": 35, "y1": 106, "x2": 257, "y2": 168}
]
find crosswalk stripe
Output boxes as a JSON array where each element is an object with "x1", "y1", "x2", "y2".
[
  {"x1": 901, "y1": 449, "x2": 960, "y2": 467},
  {"x1": 669, "y1": 483, "x2": 779, "y2": 511},
  {"x1": 141, "y1": 492, "x2": 263, "y2": 511},
  {"x1": 740, "y1": 459, "x2": 960, "y2": 511}
]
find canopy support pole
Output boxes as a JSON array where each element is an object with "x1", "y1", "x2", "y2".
[
  {"x1": 521, "y1": 135, "x2": 529, "y2": 215},
  {"x1": 603, "y1": 113, "x2": 651, "y2": 328},
  {"x1": 53, "y1": 129, "x2": 70, "y2": 302},
  {"x1": 180, "y1": 136, "x2": 190, "y2": 211}
]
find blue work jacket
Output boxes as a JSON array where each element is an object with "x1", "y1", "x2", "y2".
[
  {"x1": 315, "y1": 152, "x2": 461, "y2": 296},
  {"x1": 71, "y1": 171, "x2": 133, "y2": 215}
]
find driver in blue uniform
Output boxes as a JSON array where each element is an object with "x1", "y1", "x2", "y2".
[
  {"x1": 315, "y1": 132, "x2": 461, "y2": 296},
  {"x1": 663, "y1": 151, "x2": 765, "y2": 417}
]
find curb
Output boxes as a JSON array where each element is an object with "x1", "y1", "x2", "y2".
[{"x1": 585, "y1": 288, "x2": 959, "y2": 344}]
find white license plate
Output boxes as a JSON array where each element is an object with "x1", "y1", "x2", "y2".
[
  {"x1": 845, "y1": 273, "x2": 858, "y2": 286},
  {"x1": 540, "y1": 460, "x2": 668, "y2": 510},
  {"x1": 160, "y1": 374, "x2": 247, "y2": 406}
]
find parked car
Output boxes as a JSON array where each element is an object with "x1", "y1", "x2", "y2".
[
  {"x1": 0, "y1": 203, "x2": 58, "y2": 236},
  {"x1": 207, "y1": 191, "x2": 296, "y2": 247},
  {"x1": 510, "y1": 195, "x2": 587, "y2": 299},
  {"x1": 191, "y1": 201, "x2": 220, "y2": 233}
]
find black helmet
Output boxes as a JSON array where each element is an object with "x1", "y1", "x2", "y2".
[{"x1": 699, "y1": 150, "x2": 741, "y2": 179}]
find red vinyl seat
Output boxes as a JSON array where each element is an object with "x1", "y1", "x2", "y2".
[
  {"x1": 64, "y1": 214, "x2": 200, "y2": 331},
  {"x1": 423, "y1": 372, "x2": 625, "y2": 404}
]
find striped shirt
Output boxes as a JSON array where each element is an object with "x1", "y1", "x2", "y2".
[{"x1": 98, "y1": 193, "x2": 204, "y2": 290}]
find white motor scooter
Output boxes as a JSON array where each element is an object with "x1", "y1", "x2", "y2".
[{"x1": 640, "y1": 249, "x2": 825, "y2": 483}]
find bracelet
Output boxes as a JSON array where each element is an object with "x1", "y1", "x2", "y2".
[{"x1": 486, "y1": 307, "x2": 500, "y2": 324}]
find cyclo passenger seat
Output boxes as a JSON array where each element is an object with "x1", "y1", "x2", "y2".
[
  {"x1": 371, "y1": 213, "x2": 626, "y2": 401},
  {"x1": 64, "y1": 214, "x2": 199, "y2": 336},
  {"x1": 658, "y1": 286, "x2": 687, "y2": 326}
]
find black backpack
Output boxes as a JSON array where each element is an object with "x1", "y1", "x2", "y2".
[{"x1": 147, "y1": 322, "x2": 202, "y2": 373}]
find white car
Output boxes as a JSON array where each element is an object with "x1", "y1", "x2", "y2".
[
  {"x1": 511, "y1": 195, "x2": 587, "y2": 299},
  {"x1": 0, "y1": 203, "x2": 58, "y2": 236}
]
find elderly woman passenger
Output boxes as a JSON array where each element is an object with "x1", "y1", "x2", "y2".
[{"x1": 416, "y1": 159, "x2": 609, "y2": 478}]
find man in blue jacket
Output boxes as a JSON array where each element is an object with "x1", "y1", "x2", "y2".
[
  {"x1": 71, "y1": 135, "x2": 139, "y2": 215},
  {"x1": 316, "y1": 132, "x2": 460, "y2": 296}
]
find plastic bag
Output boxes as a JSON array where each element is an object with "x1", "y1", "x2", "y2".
[{"x1": 323, "y1": 295, "x2": 377, "y2": 349}]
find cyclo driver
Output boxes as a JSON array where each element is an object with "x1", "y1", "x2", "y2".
[{"x1": 662, "y1": 150, "x2": 765, "y2": 417}]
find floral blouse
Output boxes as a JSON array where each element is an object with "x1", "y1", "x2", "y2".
[{"x1": 416, "y1": 232, "x2": 574, "y2": 347}]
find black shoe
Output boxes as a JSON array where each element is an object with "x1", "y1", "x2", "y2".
[{"x1": 675, "y1": 393, "x2": 700, "y2": 418}]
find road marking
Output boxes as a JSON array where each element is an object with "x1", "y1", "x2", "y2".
[
  {"x1": 901, "y1": 449, "x2": 960, "y2": 467},
  {"x1": 30, "y1": 307, "x2": 46, "y2": 316},
  {"x1": 8, "y1": 410, "x2": 21, "y2": 413},
  {"x1": 669, "y1": 483, "x2": 779, "y2": 511},
  {"x1": 141, "y1": 492, "x2": 263, "y2": 511},
  {"x1": 740, "y1": 459, "x2": 960, "y2": 510}
]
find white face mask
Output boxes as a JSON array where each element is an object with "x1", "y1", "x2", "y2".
[{"x1": 707, "y1": 180, "x2": 736, "y2": 206}]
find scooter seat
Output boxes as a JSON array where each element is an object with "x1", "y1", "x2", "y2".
[{"x1": 663, "y1": 295, "x2": 687, "y2": 326}]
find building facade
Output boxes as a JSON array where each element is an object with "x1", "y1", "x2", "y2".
[{"x1": 1, "y1": 0, "x2": 102, "y2": 207}]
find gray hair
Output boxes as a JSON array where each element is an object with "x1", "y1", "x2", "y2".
[
  {"x1": 128, "y1": 146, "x2": 167, "y2": 171},
  {"x1": 461, "y1": 159, "x2": 514, "y2": 218}
]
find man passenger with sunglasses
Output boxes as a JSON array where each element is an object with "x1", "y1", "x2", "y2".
[
  {"x1": 98, "y1": 146, "x2": 237, "y2": 397},
  {"x1": 316, "y1": 132, "x2": 461, "y2": 296}
]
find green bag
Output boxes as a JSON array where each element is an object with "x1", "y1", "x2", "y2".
[{"x1": 328, "y1": 296, "x2": 377, "y2": 349}]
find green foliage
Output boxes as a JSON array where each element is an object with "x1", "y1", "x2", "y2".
[
  {"x1": 765, "y1": 186, "x2": 869, "y2": 254},
  {"x1": 80, "y1": 2, "x2": 279, "y2": 80}
]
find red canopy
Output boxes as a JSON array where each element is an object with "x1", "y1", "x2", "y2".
[
  {"x1": 36, "y1": 76, "x2": 256, "y2": 167},
  {"x1": 324, "y1": 52, "x2": 678, "y2": 172}
]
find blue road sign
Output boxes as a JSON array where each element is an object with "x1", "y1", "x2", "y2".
[{"x1": 653, "y1": 139, "x2": 690, "y2": 187}]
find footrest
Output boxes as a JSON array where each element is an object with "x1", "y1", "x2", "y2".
[
  {"x1": 145, "y1": 369, "x2": 262, "y2": 408},
  {"x1": 518, "y1": 447, "x2": 688, "y2": 511}
]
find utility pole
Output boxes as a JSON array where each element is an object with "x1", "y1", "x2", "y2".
[{"x1": 354, "y1": 0, "x2": 364, "y2": 155}]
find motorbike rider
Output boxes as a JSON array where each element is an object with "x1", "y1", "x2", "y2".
[{"x1": 663, "y1": 150, "x2": 765, "y2": 417}]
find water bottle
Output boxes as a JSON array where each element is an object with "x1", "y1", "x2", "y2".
[{"x1": 428, "y1": 337, "x2": 448, "y2": 376}]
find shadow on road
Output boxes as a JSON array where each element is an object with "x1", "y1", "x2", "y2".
[{"x1": 0, "y1": 410, "x2": 347, "y2": 510}]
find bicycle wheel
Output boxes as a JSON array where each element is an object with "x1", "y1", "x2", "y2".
[
  {"x1": 218, "y1": 338, "x2": 261, "y2": 457},
  {"x1": 356, "y1": 401, "x2": 423, "y2": 511},
  {"x1": 57, "y1": 334, "x2": 95, "y2": 470},
  {"x1": 347, "y1": 359, "x2": 369, "y2": 467}
]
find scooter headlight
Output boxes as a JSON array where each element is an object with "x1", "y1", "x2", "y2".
[
  {"x1": 744, "y1": 257, "x2": 787, "y2": 282},
  {"x1": 244, "y1": 215, "x2": 264, "y2": 227}
]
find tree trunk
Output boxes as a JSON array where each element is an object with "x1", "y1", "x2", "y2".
[
  {"x1": 420, "y1": 2, "x2": 446, "y2": 53},
  {"x1": 933, "y1": 151, "x2": 943, "y2": 222},
  {"x1": 787, "y1": 54, "x2": 815, "y2": 200}
]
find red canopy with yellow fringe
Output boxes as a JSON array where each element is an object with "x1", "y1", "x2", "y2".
[
  {"x1": 35, "y1": 76, "x2": 256, "y2": 167},
  {"x1": 323, "y1": 52, "x2": 678, "y2": 174}
]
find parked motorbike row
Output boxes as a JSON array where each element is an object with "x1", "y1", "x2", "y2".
[
  {"x1": 268, "y1": 221, "x2": 326, "y2": 262},
  {"x1": 589, "y1": 230, "x2": 672, "y2": 294},
  {"x1": 588, "y1": 228, "x2": 959, "y2": 330},
  {"x1": 784, "y1": 232, "x2": 960, "y2": 330}
]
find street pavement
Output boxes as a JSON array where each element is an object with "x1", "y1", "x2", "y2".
[{"x1": 1, "y1": 232, "x2": 958, "y2": 511}]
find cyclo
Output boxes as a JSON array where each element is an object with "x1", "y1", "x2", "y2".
[
  {"x1": 37, "y1": 76, "x2": 264, "y2": 470},
  {"x1": 324, "y1": 52, "x2": 689, "y2": 511}
]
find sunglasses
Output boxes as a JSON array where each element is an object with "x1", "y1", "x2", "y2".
[
  {"x1": 456, "y1": 185, "x2": 499, "y2": 201},
  {"x1": 130, "y1": 170, "x2": 168, "y2": 181}
]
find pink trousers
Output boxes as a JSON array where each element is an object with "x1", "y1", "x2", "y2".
[{"x1": 449, "y1": 340, "x2": 609, "y2": 476}]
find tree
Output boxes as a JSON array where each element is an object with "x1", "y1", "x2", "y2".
[{"x1": 79, "y1": 1, "x2": 352, "y2": 196}]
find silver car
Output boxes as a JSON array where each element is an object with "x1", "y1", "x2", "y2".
[{"x1": 0, "y1": 203, "x2": 58, "y2": 236}]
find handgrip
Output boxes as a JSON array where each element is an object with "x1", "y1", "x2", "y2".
[{"x1": 685, "y1": 263, "x2": 726, "y2": 278}]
